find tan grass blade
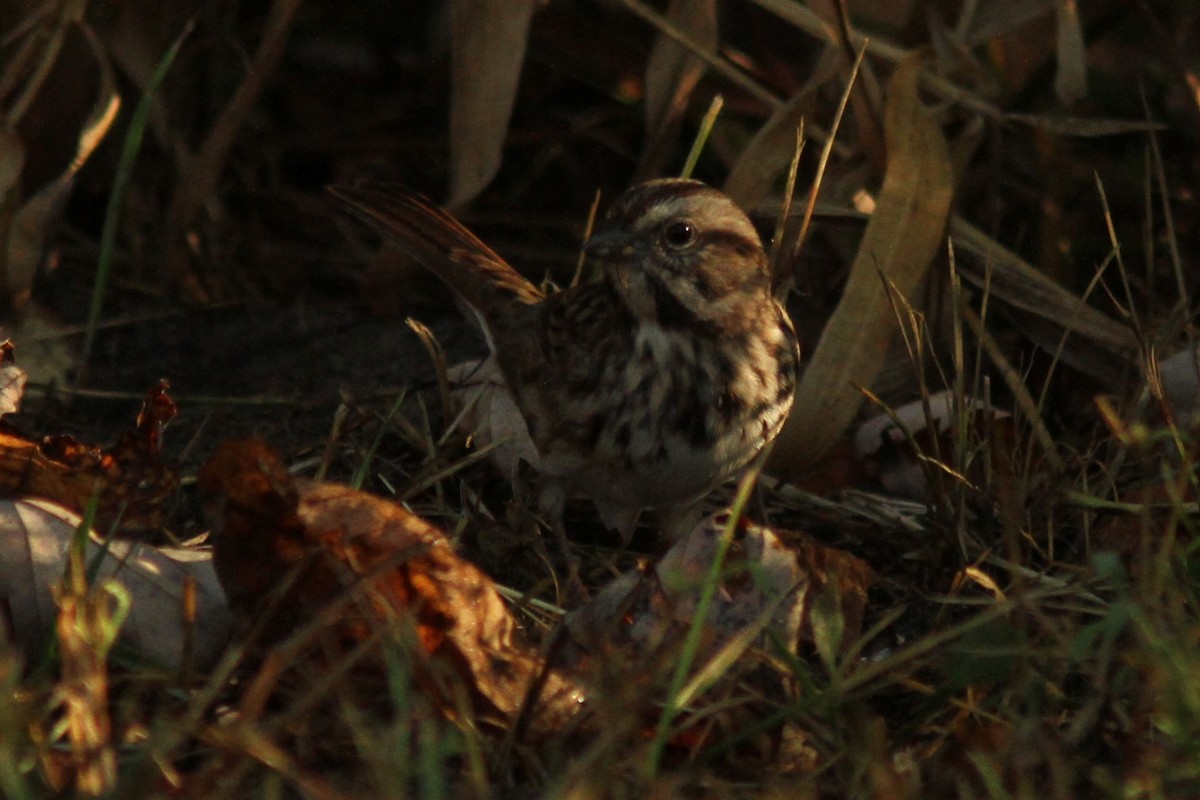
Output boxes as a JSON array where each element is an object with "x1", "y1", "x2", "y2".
[
  {"x1": 768, "y1": 53, "x2": 955, "y2": 477},
  {"x1": 948, "y1": 216, "x2": 1138, "y2": 383}
]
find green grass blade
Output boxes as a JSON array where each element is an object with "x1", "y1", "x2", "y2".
[{"x1": 84, "y1": 20, "x2": 194, "y2": 366}]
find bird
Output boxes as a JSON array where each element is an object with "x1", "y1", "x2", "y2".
[{"x1": 329, "y1": 178, "x2": 800, "y2": 542}]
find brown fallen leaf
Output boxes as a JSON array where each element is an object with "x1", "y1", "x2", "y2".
[
  {"x1": 565, "y1": 513, "x2": 806, "y2": 670},
  {"x1": 197, "y1": 438, "x2": 587, "y2": 739},
  {"x1": 564, "y1": 512, "x2": 873, "y2": 697},
  {"x1": 0, "y1": 380, "x2": 179, "y2": 538},
  {"x1": 784, "y1": 524, "x2": 874, "y2": 657},
  {"x1": 552, "y1": 511, "x2": 872, "y2": 759}
]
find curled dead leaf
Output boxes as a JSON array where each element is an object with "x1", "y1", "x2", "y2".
[
  {"x1": 558, "y1": 511, "x2": 871, "y2": 752},
  {"x1": 0, "y1": 381, "x2": 179, "y2": 537},
  {"x1": 0, "y1": 497, "x2": 230, "y2": 671},
  {"x1": 198, "y1": 438, "x2": 586, "y2": 739},
  {"x1": 565, "y1": 511, "x2": 873, "y2": 681},
  {"x1": 565, "y1": 512, "x2": 807, "y2": 668}
]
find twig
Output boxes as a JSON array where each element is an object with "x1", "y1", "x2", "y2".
[{"x1": 161, "y1": 0, "x2": 303, "y2": 300}]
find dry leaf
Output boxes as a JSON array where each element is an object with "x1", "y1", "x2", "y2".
[
  {"x1": 447, "y1": 0, "x2": 537, "y2": 208},
  {"x1": 560, "y1": 512, "x2": 812, "y2": 749},
  {"x1": 1157, "y1": 344, "x2": 1200, "y2": 427},
  {"x1": 0, "y1": 381, "x2": 179, "y2": 537},
  {"x1": 564, "y1": 512, "x2": 806, "y2": 664},
  {"x1": 3, "y1": 23, "x2": 119, "y2": 312},
  {"x1": 198, "y1": 438, "x2": 586, "y2": 739},
  {"x1": 724, "y1": 49, "x2": 840, "y2": 209},
  {"x1": 566, "y1": 511, "x2": 872, "y2": 676},
  {"x1": 448, "y1": 356, "x2": 538, "y2": 485},
  {"x1": 1053, "y1": 0, "x2": 1086, "y2": 105},
  {"x1": 638, "y1": 0, "x2": 717, "y2": 178},
  {"x1": 0, "y1": 497, "x2": 230, "y2": 671},
  {"x1": 786, "y1": 525, "x2": 874, "y2": 654},
  {"x1": 0, "y1": 341, "x2": 26, "y2": 417},
  {"x1": 560, "y1": 512, "x2": 871, "y2": 753},
  {"x1": 769, "y1": 53, "x2": 955, "y2": 476}
]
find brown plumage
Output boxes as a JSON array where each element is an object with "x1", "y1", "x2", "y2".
[{"x1": 329, "y1": 179, "x2": 799, "y2": 538}]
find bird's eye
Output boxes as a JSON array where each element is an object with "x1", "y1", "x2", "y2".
[{"x1": 663, "y1": 220, "x2": 696, "y2": 248}]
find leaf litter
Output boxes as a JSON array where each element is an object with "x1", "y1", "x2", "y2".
[{"x1": 3, "y1": 1, "x2": 1200, "y2": 797}]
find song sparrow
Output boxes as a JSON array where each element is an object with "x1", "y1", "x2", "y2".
[{"x1": 329, "y1": 179, "x2": 799, "y2": 539}]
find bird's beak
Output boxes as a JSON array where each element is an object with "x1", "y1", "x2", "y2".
[{"x1": 583, "y1": 227, "x2": 633, "y2": 260}]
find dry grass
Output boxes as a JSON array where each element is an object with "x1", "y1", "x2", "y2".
[{"x1": 2, "y1": 0, "x2": 1200, "y2": 797}]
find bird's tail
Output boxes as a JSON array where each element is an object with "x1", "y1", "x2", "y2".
[{"x1": 328, "y1": 183, "x2": 544, "y2": 316}]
